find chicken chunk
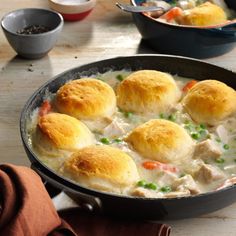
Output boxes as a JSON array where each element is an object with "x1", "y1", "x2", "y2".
[
  {"x1": 193, "y1": 139, "x2": 222, "y2": 161},
  {"x1": 158, "y1": 171, "x2": 179, "y2": 187},
  {"x1": 216, "y1": 125, "x2": 229, "y2": 144},
  {"x1": 172, "y1": 174, "x2": 201, "y2": 194},
  {"x1": 131, "y1": 187, "x2": 163, "y2": 198},
  {"x1": 84, "y1": 116, "x2": 113, "y2": 133},
  {"x1": 217, "y1": 177, "x2": 236, "y2": 190},
  {"x1": 165, "y1": 190, "x2": 191, "y2": 198},
  {"x1": 194, "y1": 163, "x2": 225, "y2": 184},
  {"x1": 177, "y1": 0, "x2": 196, "y2": 10},
  {"x1": 103, "y1": 118, "x2": 127, "y2": 137}
]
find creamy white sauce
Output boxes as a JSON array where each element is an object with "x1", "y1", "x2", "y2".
[{"x1": 27, "y1": 70, "x2": 236, "y2": 198}]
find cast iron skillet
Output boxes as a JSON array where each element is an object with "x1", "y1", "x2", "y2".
[
  {"x1": 20, "y1": 55, "x2": 236, "y2": 220},
  {"x1": 131, "y1": 0, "x2": 236, "y2": 58}
]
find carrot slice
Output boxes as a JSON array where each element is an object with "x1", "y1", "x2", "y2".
[
  {"x1": 142, "y1": 161, "x2": 177, "y2": 173},
  {"x1": 39, "y1": 100, "x2": 51, "y2": 116},
  {"x1": 182, "y1": 80, "x2": 197, "y2": 92},
  {"x1": 159, "y1": 7, "x2": 183, "y2": 22},
  {"x1": 142, "y1": 161, "x2": 161, "y2": 170}
]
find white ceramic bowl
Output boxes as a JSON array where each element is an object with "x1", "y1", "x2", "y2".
[{"x1": 48, "y1": 0, "x2": 96, "y2": 21}]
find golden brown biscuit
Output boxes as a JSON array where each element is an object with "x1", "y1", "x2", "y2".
[
  {"x1": 62, "y1": 145, "x2": 139, "y2": 193},
  {"x1": 116, "y1": 70, "x2": 181, "y2": 114},
  {"x1": 182, "y1": 80, "x2": 236, "y2": 125},
  {"x1": 55, "y1": 78, "x2": 116, "y2": 120},
  {"x1": 126, "y1": 119, "x2": 194, "y2": 163},
  {"x1": 178, "y1": 2, "x2": 227, "y2": 26},
  {"x1": 34, "y1": 113, "x2": 95, "y2": 156}
]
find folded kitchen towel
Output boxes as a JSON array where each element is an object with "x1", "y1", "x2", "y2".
[
  {"x1": 0, "y1": 164, "x2": 75, "y2": 236},
  {"x1": 0, "y1": 164, "x2": 171, "y2": 236},
  {"x1": 60, "y1": 208, "x2": 171, "y2": 236}
]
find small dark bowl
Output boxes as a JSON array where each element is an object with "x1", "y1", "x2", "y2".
[
  {"x1": 1, "y1": 8, "x2": 63, "y2": 59},
  {"x1": 131, "y1": 0, "x2": 236, "y2": 58}
]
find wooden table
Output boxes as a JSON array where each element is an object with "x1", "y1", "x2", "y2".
[{"x1": 1, "y1": 0, "x2": 236, "y2": 235}]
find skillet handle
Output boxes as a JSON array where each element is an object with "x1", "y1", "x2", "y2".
[
  {"x1": 52, "y1": 191, "x2": 82, "y2": 212},
  {"x1": 31, "y1": 163, "x2": 102, "y2": 213}
]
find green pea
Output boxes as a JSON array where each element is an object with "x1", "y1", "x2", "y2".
[
  {"x1": 100, "y1": 137, "x2": 110, "y2": 145},
  {"x1": 184, "y1": 124, "x2": 193, "y2": 130},
  {"x1": 116, "y1": 74, "x2": 124, "y2": 81},
  {"x1": 195, "y1": 126, "x2": 201, "y2": 131},
  {"x1": 169, "y1": 0, "x2": 177, "y2": 6},
  {"x1": 179, "y1": 173, "x2": 185, "y2": 178},
  {"x1": 144, "y1": 183, "x2": 157, "y2": 190},
  {"x1": 124, "y1": 111, "x2": 133, "y2": 118},
  {"x1": 113, "y1": 138, "x2": 122, "y2": 143},
  {"x1": 137, "y1": 180, "x2": 146, "y2": 187},
  {"x1": 200, "y1": 124, "x2": 206, "y2": 129},
  {"x1": 159, "y1": 113, "x2": 165, "y2": 119},
  {"x1": 223, "y1": 144, "x2": 229, "y2": 150},
  {"x1": 215, "y1": 137, "x2": 221, "y2": 143},
  {"x1": 160, "y1": 186, "x2": 172, "y2": 193},
  {"x1": 191, "y1": 132, "x2": 201, "y2": 140},
  {"x1": 168, "y1": 114, "x2": 176, "y2": 122},
  {"x1": 199, "y1": 129, "x2": 207, "y2": 136},
  {"x1": 215, "y1": 158, "x2": 225, "y2": 164}
]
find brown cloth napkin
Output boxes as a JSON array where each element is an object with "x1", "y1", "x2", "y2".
[
  {"x1": 0, "y1": 164, "x2": 171, "y2": 236},
  {"x1": 0, "y1": 164, "x2": 75, "y2": 236},
  {"x1": 60, "y1": 209, "x2": 171, "y2": 236}
]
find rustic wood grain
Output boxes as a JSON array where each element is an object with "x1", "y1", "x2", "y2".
[{"x1": 0, "y1": 0, "x2": 236, "y2": 235}]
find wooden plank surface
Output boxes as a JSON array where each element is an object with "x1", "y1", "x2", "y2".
[{"x1": 1, "y1": 0, "x2": 236, "y2": 235}]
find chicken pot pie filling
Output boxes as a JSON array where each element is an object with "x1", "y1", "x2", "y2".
[
  {"x1": 27, "y1": 70, "x2": 236, "y2": 198},
  {"x1": 141, "y1": 0, "x2": 236, "y2": 27}
]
